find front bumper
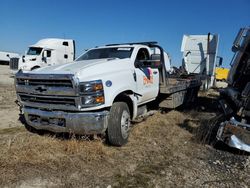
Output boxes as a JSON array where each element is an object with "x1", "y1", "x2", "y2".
[
  {"x1": 23, "y1": 107, "x2": 109, "y2": 135},
  {"x1": 217, "y1": 117, "x2": 250, "y2": 152}
]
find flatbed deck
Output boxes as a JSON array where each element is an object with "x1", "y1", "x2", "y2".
[{"x1": 160, "y1": 77, "x2": 201, "y2": 94}]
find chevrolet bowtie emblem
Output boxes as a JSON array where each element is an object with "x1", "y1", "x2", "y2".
[{"x1": 35, "y1": 86, "x2": 47, "y2": 92}]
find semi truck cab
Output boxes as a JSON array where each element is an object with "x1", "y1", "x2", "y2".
[{"x1": 9, "y1": 38, "x2": 75, "y2": 74}]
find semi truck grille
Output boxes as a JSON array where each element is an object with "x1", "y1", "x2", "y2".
[
  {"x1": 9, "y1": 58, "x2": 19, "y2": 70},
  {"x1": 20, "y1": 94, "x2": 76, "y2": 106},
  {"x1": 16, "y1": 78, "x2": 73, "y2": 88}
]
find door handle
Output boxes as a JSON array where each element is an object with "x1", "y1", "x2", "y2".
[{"x1": 153, "y1": 71, "x2": 158, "y2": 74}]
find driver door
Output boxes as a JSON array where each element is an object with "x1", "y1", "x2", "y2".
[
  {"x1": 134, "y1": 48, "x2": 159, "y2": 104},
  {"x1": 42, "y1": 50, "x2": 52, "y2": 66}
]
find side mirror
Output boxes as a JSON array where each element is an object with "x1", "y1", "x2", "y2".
[
  {"x1": 135, "y1": 59, "x2": 161, "y2": 69},
  {"x1": 135, "y1": 54, "x2": 162, "y2": 68},
  {"x1": 6, "y1": 54, "x2": 10, "y2": 58},
  {"x1": 42, "y1": 57, "x2": 47, "y2": 63},
  {"x1": 151, "y1": 54, "x2": 161, "y2": 61}
]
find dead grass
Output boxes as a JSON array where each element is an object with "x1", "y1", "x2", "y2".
[
  {"x1": 0, "y1": 84, "x2": 250, "y2": 187},
  {"x1": 0, "y1": 131, "x2": 115, "y2": 187},
  {"x1": 0, "y1": 127, "x2": 25, "y2": 135},
  {"x1": 0, "y1": 111, "x2": 250, "y2": 187}
]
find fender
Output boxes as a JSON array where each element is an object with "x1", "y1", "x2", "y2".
[{"x1": 110, "y1": 90, "x2": 139, "y2": 120}]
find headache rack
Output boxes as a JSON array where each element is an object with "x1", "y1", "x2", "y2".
[{"x1": 105, "y1": 41, "x2": 158, "y2": 46}]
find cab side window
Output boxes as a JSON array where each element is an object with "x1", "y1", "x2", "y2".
[
  {"x1": 42, "y1": 50, "x2": 51, "y2": 58},
  {"x1": 47, "y1": 50, "x2": 51, "y2": 58},
  {"x1": 136, "y1": 48, "x2": 150, "y2": 61},
  {"x1": 63, "y1": 41, "x2": 68, "y2": 46}
]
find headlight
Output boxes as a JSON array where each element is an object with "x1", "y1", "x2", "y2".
[
  {"x1": 79, "y1": 80, "x2": 103, "y2": 94},
  {"x1": 81, "y1": 94, "x2": 105, "y2": 106},
  {"x1": 79, "y1": 80, "x2": 105, "y2": 107}
]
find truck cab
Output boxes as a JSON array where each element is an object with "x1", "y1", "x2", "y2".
[{"x1": 9, "y1": 38, "x2": 75, "y2": 74}]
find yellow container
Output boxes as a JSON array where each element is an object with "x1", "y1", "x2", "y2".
[{"x1": 215, "y1": 67, "x2": 229, "y2": 81}]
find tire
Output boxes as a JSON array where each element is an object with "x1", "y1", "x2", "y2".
[{"x1": 107, "y1": 102, "x2": 131, "y2": 146}]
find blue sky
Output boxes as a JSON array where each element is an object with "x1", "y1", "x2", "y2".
[{"x1": 0, "y1": 0, "x2": 249, "y2": 67}]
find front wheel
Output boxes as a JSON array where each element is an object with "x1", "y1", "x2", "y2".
[{"x1": 107, "y1": 102, "x2": 131, "y2": 146}]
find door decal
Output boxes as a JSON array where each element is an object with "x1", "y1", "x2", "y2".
[{"x1": 143, "y1": 68, "x2": 153, "y2": 85}]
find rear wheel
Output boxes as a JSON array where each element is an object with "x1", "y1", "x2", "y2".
[{"x1": 107, "y1": 102, "x2": 131, "y2": 146}]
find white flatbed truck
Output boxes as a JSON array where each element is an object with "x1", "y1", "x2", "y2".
[{"x1": 15, "y1": 42, "x2": 201, "y2": 146}]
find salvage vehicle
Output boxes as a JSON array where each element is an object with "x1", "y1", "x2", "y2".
[
  {"x1": 15, "y1": 42, "x2": 201, "y2": 146},
  {"x1": 215, "y1": 27, "x2": 250, "y2": 152},
  {"x1": 10, "y1": 38, "x2": 75, "y2": 74}
]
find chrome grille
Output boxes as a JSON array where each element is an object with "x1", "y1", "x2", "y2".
[
  {"x1": 15, "y1": 72, "x2": 78, "y2": 110},
  {"x1": 20, "y1": 94, "x2": 76, "y2": 106},
  {"x1": 16, "y1": 78, "x2": 73, "y2": 88},
  {"x1": 9, "y1": 57, "x2": 19, "y2": 70}
]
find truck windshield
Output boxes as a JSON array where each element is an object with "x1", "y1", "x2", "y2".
[
  {"x1": 76, "y1": 47, "x2": 134, "y2": 61},
  {"x1": 27, "y1": 47, "x2": 43, "y2": 55}
]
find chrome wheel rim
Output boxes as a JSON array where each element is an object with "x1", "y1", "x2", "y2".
[{"x1": 121, "y1": 110, "x2": 130, "y2": 139}]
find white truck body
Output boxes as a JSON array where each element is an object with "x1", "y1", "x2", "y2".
[
  {"x1": 15, "y1": 42, "x2": 201, "y2": 146},
  {"x1": 9, "y1": 38, "x2": 75, "y2": 74},
  {"x1": 20, "y1": 44, "x2": 159, "y2": 111},
  {"x1": 181, "y1": 34, "x2": 219, "y2": 89},
  {"x1": 0, "y1": 51, "x2": 19, "y2": 64}
]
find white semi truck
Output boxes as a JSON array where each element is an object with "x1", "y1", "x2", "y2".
[
  {"x1": 181, "y1": 33, "x2": 219, "y2": 89},
  {"x1": 9, "y1": 38, "x2": 75, "y2": 74},
  {"x1": 15, "y1": 42, "x2": 201, "y2": 146}
]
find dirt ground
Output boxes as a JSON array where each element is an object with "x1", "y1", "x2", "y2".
[
  {"x1": 0, "y1": 65, "x2": 249, "y2": 187},
  {"x1": 0, "y1": 65, "x2": 21, "y2": 129}
]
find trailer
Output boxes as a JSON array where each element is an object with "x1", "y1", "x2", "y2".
[{"x1": 0, "y1": 51, "x2": 19, "y2": 65}]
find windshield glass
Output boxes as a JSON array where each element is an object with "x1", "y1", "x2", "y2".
[
  {"x1": 27, "y1": 47, "x2": 43, "y2": 55},
  {"x1": 76, "y1": 47, "x2": 134, "y2": 61}
]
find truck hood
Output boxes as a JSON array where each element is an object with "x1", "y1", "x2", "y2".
[
  {"x1": 24, "y1": 55, "x2": 38, "y2": 61},
  {"x1": 31, "y1": 58, "x2": 130, "y2": 77}
]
